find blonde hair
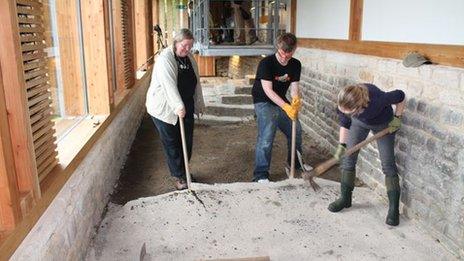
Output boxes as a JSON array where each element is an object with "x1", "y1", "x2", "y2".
[
  {"x1": 337, "y1": 84, "x2": 369, "y2": 113},
  {"x1": 173, "y1": 28, "x2": 194, "y2": 45}
]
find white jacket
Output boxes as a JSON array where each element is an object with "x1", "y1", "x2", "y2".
[{"x1": 146, "y1": 46, "x2": 205, "y2": 125}]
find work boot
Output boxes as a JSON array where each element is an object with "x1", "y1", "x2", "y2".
[
  {"x1": 328, "y1": 170, "x2": 355, "y2": 212},
  {"x1": 385, "y1": 175, "x2": 400, "y2": 226}
]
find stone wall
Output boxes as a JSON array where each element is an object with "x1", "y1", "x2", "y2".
[
  {"x1": 219, "y1": 56, "x2": 261, "y2": 79},
  {"x1": 216, "y1": 57, "x2": 229, "y2": 77},
  {"x1": 10, "y1": 74, "x2": 150, "y2": 260},
  {"x1": 295, "y1": 48, "x2": 464, "y2": 258}
]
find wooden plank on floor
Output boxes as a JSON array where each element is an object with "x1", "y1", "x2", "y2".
[{"x1": 196, "y1": 257, "x2": 270, "y2": 261}]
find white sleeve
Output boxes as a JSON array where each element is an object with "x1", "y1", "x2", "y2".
[{"x1": 157, "y1": 56, "x2": 184, "y2": 112}]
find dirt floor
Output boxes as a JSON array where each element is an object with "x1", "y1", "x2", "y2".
[{"x1": 110, "y1": 114, "x2": 348, "y2": 205}]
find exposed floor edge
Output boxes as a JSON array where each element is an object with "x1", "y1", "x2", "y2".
[{"x1": 198, "y1": 114, "x2": 254, "y2": 123}]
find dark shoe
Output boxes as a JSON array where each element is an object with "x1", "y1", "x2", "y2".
[
  {"x1": 328, "y1": 170, "x2": 355, "y2": 212},
  {"x1": 174, "y1": 178, "x2": 187, "y2": 190},
  {"x1": 386, "y1": 190, "x2": 400, "y2": 226}
]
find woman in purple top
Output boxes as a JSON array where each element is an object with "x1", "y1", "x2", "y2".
[{"x1": 329, "y1": 83, "x2": 405, "y2": 226}]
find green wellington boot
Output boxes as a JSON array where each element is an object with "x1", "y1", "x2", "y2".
[
  {"x1": 385, "y1": 175, "x2": 400, "y2": 226},
  {"x1": 328, "y1": 170, "x2": 355, "y2": 212}
]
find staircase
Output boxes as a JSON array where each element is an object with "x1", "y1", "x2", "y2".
[{"x1": 201, "y1": 78, "x2": 255, "y2": 122}]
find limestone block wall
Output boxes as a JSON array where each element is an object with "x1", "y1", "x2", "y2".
[
  {"x1": 10, "y1": 75, "x2": 150, "y2": 260},
  {"x1": 295, "y1": 48, "x2": 464, "y2": 258},
  {"x1": 225, "y1": 56, "x2": 261, "y2": 79}
]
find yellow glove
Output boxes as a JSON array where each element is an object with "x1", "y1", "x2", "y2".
[
  {"x1": 291, "y1": 96, "x2": 302, "y2": 113},
  {"x1": 282, "y1": 104, "x2": 297, "y2": 121}
]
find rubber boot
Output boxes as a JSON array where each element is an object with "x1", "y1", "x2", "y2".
[
  {"x1": 385, "y1": 175, "x2": 400, "y2": 226},
  {"x1": 328, "y1": 170, "x2": 355, "y2": 212}
]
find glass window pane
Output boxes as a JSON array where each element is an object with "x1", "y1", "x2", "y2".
[{"x1": 43, "y1": 0, "x2": 88, "y2": 140}]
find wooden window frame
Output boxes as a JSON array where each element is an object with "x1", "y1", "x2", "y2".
[
  {"x1": 291, "y1": 0, "x2": 464, "y2": 68},
  {"x1": 0, "y1": 0, "x2": 154, "y2": 258}
]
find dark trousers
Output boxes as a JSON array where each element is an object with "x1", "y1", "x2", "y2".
[
  {"x1": 151, "y1": 116, "x2": 194, "y2": 179},
  {"x1": 341, "y1": 118, "x2": 398, "y2": 177}
]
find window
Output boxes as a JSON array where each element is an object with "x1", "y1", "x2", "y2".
[
  {"x1": 191, "y1": 0, "x2": 290, "y2": 56},
  {"x1": 44, "y1": 0, "x2": 89, "y2": 141}
]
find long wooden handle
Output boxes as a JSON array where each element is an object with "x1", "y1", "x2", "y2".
[
  {"x1": 290, "y1": 120, "x2": 296, "y2": 179},
  {"x1": 179, "y1": 117, "x2": 192, "y2": 189},
  {"x1": 313, "y1": 128, "x2": 391, "y2": 177}
]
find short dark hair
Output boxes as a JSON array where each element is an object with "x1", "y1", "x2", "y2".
[{"x1": 276, "y1": 33, "x2": 297, "y2": 52}]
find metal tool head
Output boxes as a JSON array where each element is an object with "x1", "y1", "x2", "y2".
[
  {"x1": 296, "y1": 150, "x2": 320, "y2": 191},
  {"x1": 297, "y1": 150, "x2": 313, "y2": 172}
]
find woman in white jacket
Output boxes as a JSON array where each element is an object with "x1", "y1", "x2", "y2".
[{"x1": 146, "y1": 29, "x2": 205, "y2": 190}]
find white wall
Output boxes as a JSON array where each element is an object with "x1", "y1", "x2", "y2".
[
  {"x1": 362, "y1": 0, "x2": 464, "y2": 45},
  {"x1": 296, "y1": 0, "x2": 350, "y2": 39}
]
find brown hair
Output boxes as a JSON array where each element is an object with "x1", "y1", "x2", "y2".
[
  {"x1": 276, "y1": 33, "x2": 297, "y2": 53},
  {"x1": 337, "y1": 84, "x2": 370, "y2": 113}
]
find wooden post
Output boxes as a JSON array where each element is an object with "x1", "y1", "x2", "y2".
[
  {"x1": 0, "y1": 62, "x2": 22, "y2": 239},
  {"x1": 349, "y1": 0, "x2": 363, "y2": 41},
  {"x1": 0, "y1": 0, "x2": 41, "y2": 202},
  {"x1": 290, "y1": 0, "x2": 297, "y2": 35},
  {"x1": 134, "y1": 0, "x2": 150, "y2": 70},
  {"x1": 152, "y1": 0, "x2": 160, "y2": 54}
]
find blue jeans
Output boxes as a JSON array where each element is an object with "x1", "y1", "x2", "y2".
[
  {"x1": 151, "y1": 116, "x2": 194, "y2": 179},
  {"x1": 341, "y1": 118, "x2": 398, "y2": 176},
  {"x1": 253, "y1": 102, "x2": 302, "y2": 181}
]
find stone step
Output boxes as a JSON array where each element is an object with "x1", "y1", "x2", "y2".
[
  {"x1": 234, "y1": 86, "x2": 252, "y2": 95},
  {"x1": 204, "y1": 104, "x2": 254, "y2": 118},
  {"x1": 221, "y1": 95, "x2": 253, "y2": 105},
  {"x1": 245, "y1": 74, "x2": 256, "y2": 85},
  {"x1": 197, "y1": 114, "x2": 254, "y2": 123}
]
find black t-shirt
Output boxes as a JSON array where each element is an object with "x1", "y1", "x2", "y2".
[
  {"x1": 176, "y1": 54, "x2": 197, "y2": 118},
  {"x1": 252, "y1": 54, "x2": 301, "y2": 105}
]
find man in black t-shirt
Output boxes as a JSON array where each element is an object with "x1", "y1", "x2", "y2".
[{"x1": 252, "y1": 33, "x2": 303, "y2": 182}]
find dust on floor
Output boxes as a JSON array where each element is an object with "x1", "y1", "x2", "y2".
[
  {"x1": 87, "y1": 180, "x2": 455, "y2": 261},
  {"x1": 110, "y1": 115, "x2": 343, "y2": 205}
]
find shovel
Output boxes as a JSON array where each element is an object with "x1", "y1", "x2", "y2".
[
  {"x1": 302, "y1": 127, "x2": 391, "y2": 185},
  {"x1": 284, "y1": 120, "x2": 319, "y2": 191}
]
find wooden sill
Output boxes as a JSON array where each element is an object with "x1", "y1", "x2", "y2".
[
  {"x1": 55, "y1": 115, "x2": 108, "y2": 167},
  {"x1": 0, "y1": 67, "x2": 152, "y2": 259}
]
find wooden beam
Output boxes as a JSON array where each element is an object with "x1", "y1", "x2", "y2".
[
  {"x1": 0, "y1": 68, "x2": 153, "y2": 260},
  {"x1": 80, "y1": 0, "x2": 111, "y2": 115},
  {"x1": 349, "y1": 0, "x2": 363, "y2": 41},
  {"x1": 0, "y1": 62, "x2": 22, "y2": 240},
  {"x1": 290, "y1": 0, "x2": 296, "y2": 35},
  {"x1": 0, "y1": 0, "x2": 41, "y2": 201},
  {"x1": 298, "y1": 38, "x2": 464, "y2": 68}
]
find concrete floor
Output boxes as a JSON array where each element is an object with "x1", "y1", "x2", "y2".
[
  {"x1": 87, "y1": 116, "x2": 457, "y2": 260},
  {"x1": 87, "y1": 179, "x2": 456, "y2": 260}
]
